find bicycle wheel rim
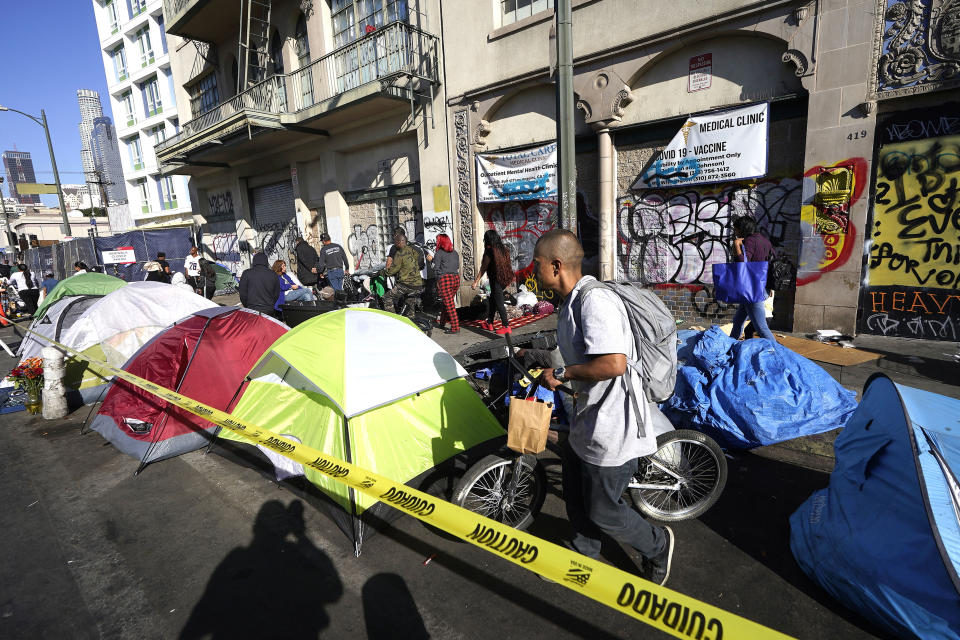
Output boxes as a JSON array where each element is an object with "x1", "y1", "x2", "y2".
[
  {"x1": 459, "y1": 459, "x2": 539, "y2": 528},
  {"x1": 634, "y1": 438, "x2": 721, "y2": 519}
]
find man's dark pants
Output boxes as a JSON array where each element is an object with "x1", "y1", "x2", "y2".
[
  {"x1": 383, "y1": 282, "x2": 423, "y2": 317},
  {"x1": 562, "y1": 439, "x2": 666, "y2": 560}
]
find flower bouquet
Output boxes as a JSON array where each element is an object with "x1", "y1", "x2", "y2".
[{"x1": 6, "y1": 357, "x2": 44, "y2": 414}]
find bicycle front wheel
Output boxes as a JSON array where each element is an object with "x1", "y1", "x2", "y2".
[
  {"x1": 629, "y1": 429, "x2": 727, "y2": 522},
  {"x1": 453, "y1": 454, "x2": 546, "y2": 531}
]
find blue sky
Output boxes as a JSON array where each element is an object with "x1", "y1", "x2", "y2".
[{"x1": 0, "y1": 1, "x2": 111, "y2": 206}]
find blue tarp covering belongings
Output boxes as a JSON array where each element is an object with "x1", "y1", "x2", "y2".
[
  {"x1": 661, "y1": 326, "x2": 858, "y2": 449},
  {"x1": 790, "y1": 374, "x2": 960, "y2": 639}
]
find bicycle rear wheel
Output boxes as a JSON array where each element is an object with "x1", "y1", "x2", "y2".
[
  {"x1": 629, "y1": 429, "x2": 727, "y2": 522},
  {"x1": 453, "y1": 454, "x2": 546, "y2": 531}
]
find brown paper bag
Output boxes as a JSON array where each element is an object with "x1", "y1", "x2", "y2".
[{"x1": 506, "y1": 397, "x2": 552, "y2": 454}]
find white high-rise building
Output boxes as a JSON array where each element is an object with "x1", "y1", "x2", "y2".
[
  {"x1": 90, "y1": 0, "x2": 192, "y2": 228},
  {"x1": 77, "y1": 90, "x2": 128, "y2": 206}
]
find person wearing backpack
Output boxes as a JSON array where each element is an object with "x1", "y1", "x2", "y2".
[
  {"x1": 198, "y1": 257, "x2": 217, "y2": 299},
  {"x1": 728, "y1": 216, "x2": 776, "y2": 342},
  {"x1": 536, "y1": 229, "x2": 676, "y2": 587}
]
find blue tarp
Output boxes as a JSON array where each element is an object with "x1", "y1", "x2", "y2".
[
  {"x1": 661, "y1": 326, "x2": 858, "y2": 449},
  {"x1": 790, "y1": 375, "x2": 960, "y2": 639}
]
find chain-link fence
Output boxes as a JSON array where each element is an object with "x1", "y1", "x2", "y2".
[{"x1": 25, "y1": 228, "x2": 195, "y2": 283}]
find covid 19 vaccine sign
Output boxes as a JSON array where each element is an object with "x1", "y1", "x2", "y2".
[{"x1": 631, "y1": 102, "x2": 769, "y2": 189}]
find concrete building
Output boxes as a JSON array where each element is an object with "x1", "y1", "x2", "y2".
[
  {"x1": 156, "y1": 0, "x2": 447, "y2": 282},
  {"x1": 61, "y1": 184, "x2": 94, "y2": 211},
  {"x1": 440, "y1": 0, "x2": 960, "y2": 342},
  {"x1": 91, "y1": 0, "x2": 193, "y2": 228},
  {"x1": 77, "y1": 89, "x2": 128, "y2": 206},
  {"x1": 2, "y1": 151, "x2": 41, "y2": 205}
]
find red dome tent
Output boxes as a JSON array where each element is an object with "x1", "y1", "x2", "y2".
[{"x1": 89, "y1": 307, "x2": 288, "y2": 471}]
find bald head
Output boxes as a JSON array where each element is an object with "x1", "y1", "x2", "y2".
[{"x1": 535, "y1": 229, "x2": 583, "y2": 270}]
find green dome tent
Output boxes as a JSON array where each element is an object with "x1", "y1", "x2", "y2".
[
  {"x1": 219, "y1": 308, "x2": 504, "y2": 553},
  {"x1": 34, "y1": 272, "x2": 127, "y2": 319}
]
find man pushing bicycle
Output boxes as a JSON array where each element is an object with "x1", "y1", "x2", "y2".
[{"x1": 535, "y1": 229, "x2": 676, "y2": 586}]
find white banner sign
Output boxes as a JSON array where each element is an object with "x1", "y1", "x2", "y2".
[
  {"x1": 476, "y1": 143, "x2": 557, "y2": 203},
  {"x1": 631, "y1": 102, "x2": 769, "y2": 189},
  {"x1": 102, "y1": 248, "x2": 137, "y2": 264}
]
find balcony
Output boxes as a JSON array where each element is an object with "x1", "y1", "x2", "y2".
[
  {"x1": 156, "y1": 22, "x2": 438, "y2": 172},
  {"x1": 162, "y1": 0, "x2": 236, "y2": 43}
]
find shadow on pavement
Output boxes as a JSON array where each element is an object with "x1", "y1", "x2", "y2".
[
  {"x1": 362, "y1": 573, "x2": 429, "y2": 639},
  {"x1": 698, "y1": 453, "x2": 896, "y2": 639},
  {"x1": 179, "y1": 499, "x2": 342, "y2": 639}
]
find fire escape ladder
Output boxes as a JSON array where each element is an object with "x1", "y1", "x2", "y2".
[{"x1": 239, "y1": 0, "x2": 272, "y2": 89}]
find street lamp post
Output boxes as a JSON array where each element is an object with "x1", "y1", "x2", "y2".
[
  {"x1": 0, "y1": 105, "x2": 72, "y2": 236},
  {"x1": 0, "y1": 178, "x2": 13, "y2": 252}
]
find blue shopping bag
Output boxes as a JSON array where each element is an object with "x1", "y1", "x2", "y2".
[{"x1": 712, "y1": 260, "x2": 768, "y2": 303}]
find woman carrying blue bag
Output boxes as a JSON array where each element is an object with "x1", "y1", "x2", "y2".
[{"x1": 723, "y1": 216, "x2": 776, "y2": 342}]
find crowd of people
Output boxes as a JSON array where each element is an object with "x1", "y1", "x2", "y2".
[{"x1": 1, "y1": 257, "x2": 59, "y2": 318}]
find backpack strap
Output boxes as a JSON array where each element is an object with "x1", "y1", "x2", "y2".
[{"x1": 570, "y1": 279, "x2": 647, "y2": 439}]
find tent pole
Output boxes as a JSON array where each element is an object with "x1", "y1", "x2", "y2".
[{"x1": 205, "y1": 376, "x2": 250, "y2": 456}]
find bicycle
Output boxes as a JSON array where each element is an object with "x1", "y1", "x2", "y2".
[{"x1": 452, "y1": 332, "x2": 728, "y2": 531}]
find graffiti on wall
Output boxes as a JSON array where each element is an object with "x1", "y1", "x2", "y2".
[
  {"x1": 616, "y1": 178, "x2": 802, "y2": 285},
  {"x1": 875, "y1": 0, "x2": 960, "y2": 98},
  {"x1": 209, "y1": 233, "x2": 243, "y2": 281},
  {"x1": 861, "y1": 104, "x2": 960, "y2": 340},
  {"x1": 482, "y1": 200, "x2": 557, "y2": 280},
  {"x1": 207, "y1": 191, "x2": 235, "y2": 220},
  {"x1": 347, "y1": 219, "x2": 417, "y2": 270},
  {"x1": 423, "y1": 211, "x2": 453, "y2": 252},
  {"x1": 254, "y1": 221, "x2": 298, "y2": 268},
  {"x1": 796, "y1": 158, "x2": 868, "y2": 286}
]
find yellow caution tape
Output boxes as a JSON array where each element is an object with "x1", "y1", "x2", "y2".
[{"x1": 15, "y1": 322, "x2": 793, "y2": 639}]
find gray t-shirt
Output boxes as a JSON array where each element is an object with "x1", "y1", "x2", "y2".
[{"x1": 557, "y1": 276, "x2": 662, "y2": 466}]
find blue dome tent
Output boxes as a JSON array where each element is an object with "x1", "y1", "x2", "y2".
[{"x1": 790, "y1": 374, "x2": 960, "y2": 638}]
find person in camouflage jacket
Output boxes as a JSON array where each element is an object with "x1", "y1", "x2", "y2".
[{"x1": 381, "y1": 231, "x2": 423, "y2": 317}]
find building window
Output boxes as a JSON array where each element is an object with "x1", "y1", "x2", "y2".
[
  {"x1": 295, "y1": 14, "x2": 314, "y2": 108},
  {"x1": 136, "y1": 178, "x2": 150, "y2": 213},
  {"x1": 332, "y1": 0, "x2": 408, "y2": 48},
  {"x1": 188, "y1": 72, "x2": 220, "y2": 117},
  {"x1": 150, "y1": 124, "x2": 166, "y2": 146},
  {"x1": 331, "y1": 0, "x2": 409, "y2": 93},
  {"x1": 136, "y1": 27, "x2": 154, "y2": 67},
  {"x1": 129, "y1": 137, "x2": 143, "y2": 170},
  {"x1": 141, "y1": 76, "x2": 162, "y2": 116},
  {"x1": 375, "y1": 198, "x2": 400, "y2": 256},
  {"x1": 501, "y1": 0, "x2": 553, "y2": 26},
  {"x1": 129, "y1": 0, "x2": 147, "y2": 17},
  {"x1": 156, "y1": 175, "x2": 177, "y2": 210},
  {"x1": 106, "y1": 0, "x2": 119, "y2": 33},
  {"x1": 156, "y1": 15, "x2": 168, "y2": 54},
  {"x1": 121, "y1": 90, "x2": 136, "y2": 126},
  {"x1": 111, "y1": 46, "x2": 127, "y2": 82},
  {"x1": 270, "y1": 29, "x2": 287, "y2": 111}
]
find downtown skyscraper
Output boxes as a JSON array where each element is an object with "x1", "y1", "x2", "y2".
[
  {"x1": 77, "y1": 89, "x2": 127, "y2": 205},
  {"x1": 2, "y1": 151, "x2": 41, "y2": 205}
]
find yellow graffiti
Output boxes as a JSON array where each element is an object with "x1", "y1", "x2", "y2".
[
  {"x1": 869, "y1": 135, "x2": 960, "y2": 289},
  {"x1": 800, "y1": 204, "x2": 849, "y2": 272},
  {"x1": 524, "y1": 276, "x2": 555, "y2": 301}
]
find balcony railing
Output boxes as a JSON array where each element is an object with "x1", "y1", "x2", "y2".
[{"x1": 157, "y1": 22, "x2": 438, "y2": 155}]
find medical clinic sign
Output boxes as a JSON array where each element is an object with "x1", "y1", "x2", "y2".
[
  {"x1": 476, "y1": 143, "x2": 557, "y2": 202},
  {"x1": 631, "y1": 102, "x2": 769, "y2": 189}
]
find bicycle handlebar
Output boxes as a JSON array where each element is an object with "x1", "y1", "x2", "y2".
[{"x1": 502, "y1": 331, "x2": 576, "y2": 398}]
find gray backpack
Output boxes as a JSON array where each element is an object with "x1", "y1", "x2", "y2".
[{"x1": 574, "y1": 279, "x2": 678, "y2": 404}]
